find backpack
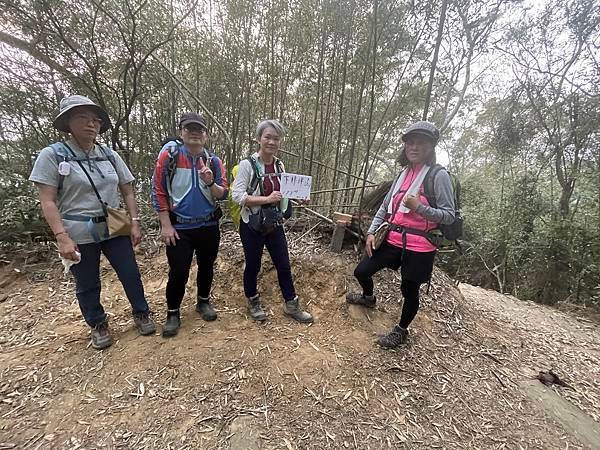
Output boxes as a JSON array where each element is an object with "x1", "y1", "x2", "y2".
[
  {"x1": 50, "y1": 142, "x2": 117, "y2": 192},
  {"x1": 161, "y1": 139, "x2": 216, "y2": 184},
  {"x1": 228, "y1": 155, "x2": 290, "y2": 230},
  {"x1": 422, "y1": 164, "x2": 463, "y2": 246}
]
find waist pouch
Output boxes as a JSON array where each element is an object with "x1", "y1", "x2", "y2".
[
  {"x1": 248, "y1": 206, "x2": 283, "y2": 236},
  {"x1": 106, "y1": 206, "x2": 132, "y2": 237}
]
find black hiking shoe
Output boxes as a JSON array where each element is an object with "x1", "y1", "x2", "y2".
[
  {"x1": 195, "y1": 299, "x2": 217, "y2": 321},
  {"x1": 162, "y1": 310, "x2": 181, "y2": 337},
  {"x1": 346, "y1": 292, "x2": 376, "y2": 308},
  {"x1": 283, "y1": 297, "x2": 314, "y2": 324},
  {"x1": 90, "y1": 322, "x2": 113, "y2": 350},
  {"x1": 377, "y1": 325, "x2": 409, "y2": 349},
  {"x1": 134, "y1": 312, "x2": 156, "y2": 335},
  {"x1": 248, "y1": 295, "x2": 267, "y2": 322}
]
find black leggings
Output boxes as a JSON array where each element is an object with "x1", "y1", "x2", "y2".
[
  {"x1": 398, "y1": 279, "x2": 420, "y2": 328},
  {"x1": 165, "y1": 225, "x2": 220, "y2": 309},
  {"x1": 353, "y1": 242, "x2": 435, "y2": 328}
]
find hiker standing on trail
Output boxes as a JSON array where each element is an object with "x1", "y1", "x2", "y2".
[
  {"x1": 231, "y1": 119, "x2": 313, "y2": 324},
  {"x1": 347, "y1": 121, "x2": 456, "y2": 349},
  {"x1": 29, "y1": 95, "x2": 155, "y2": 350},
  {"x1": 152, "y1": 112, "x2": 228, "y2": 337}
]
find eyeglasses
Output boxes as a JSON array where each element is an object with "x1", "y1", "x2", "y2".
[
  {"x1": 72, "y1": 114, "x2": 103, "y2": 127},
  {"x1": 183, "y1": 125, "x2": 206, "y2": 133},
  {"x1": 262, "y1": 135, "x2": 281, "y2": 143}
]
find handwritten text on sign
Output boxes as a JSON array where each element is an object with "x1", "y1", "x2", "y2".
[{"x1": 279, "y1": 173, "x2": 312, "y2": 200}]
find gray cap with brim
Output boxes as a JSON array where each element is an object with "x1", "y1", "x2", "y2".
[
  {"x1": 401, "y1": 121, "x2": 440, "y2": 145},
  {"x1": 53, "y1": 95, "x2": 112, "y2": 134}
]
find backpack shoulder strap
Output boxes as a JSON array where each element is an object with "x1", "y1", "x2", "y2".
[
  {"x1": 274, "y1": 158, "x2": 285, "y2": 173},
  {"x1": 166, "y1": 142, "x2": 181, "y2": 183},
  {"x1": 50, "y1": 142, "x2": 69, "y2": 159},
  {"x1": 167, "y1": 143, "x2": 180, "y2": 157},
  {"x1": 50, "y1": 143, "x2": 69, "y2": 192},
  {"x1": 246, "y1": 155, "x2": 263, "y2": 195},
  {"x1": 97, "y1": 144, "x2": 118, "y2": 171},
  {"x1": 423, "y1": 164, "x2": 444, "y2": 209},
  {"x1": 204, "y1": 148, "x2": 216, "y2": 172}
]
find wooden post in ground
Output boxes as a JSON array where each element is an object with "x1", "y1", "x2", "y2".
[{"x1": 330, "y1": 212, "x2": 353, "y2": 253}]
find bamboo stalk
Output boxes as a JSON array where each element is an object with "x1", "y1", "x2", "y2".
[
  {"x1": 280, "y1": 149, "x2": 377, "y2": 186},
  {"x1": 152, "y1": 55, "x2": 234, "y2": 148},
  {"x1": 296, "y1": 203, "x2": 360, "y2": 208},
  {"x1": 293, "y1": 202, "x2": 361, "y2": 238},
  {"x1": 423, "y1": 0, "x2": 448, "y2": 121},
  {"x1": 311, "y1": 186, "x2": 372, "y2": 195}
]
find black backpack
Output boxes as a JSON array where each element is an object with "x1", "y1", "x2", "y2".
[{"x1": 422, "y1": 164, "x2": 463, "y2": 242}]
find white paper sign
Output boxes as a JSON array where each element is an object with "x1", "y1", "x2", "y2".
[{"x1": 279, "y1": 173, "x2": 312, "y2": 200}]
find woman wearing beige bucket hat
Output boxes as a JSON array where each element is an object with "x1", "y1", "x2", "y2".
[{"x1": 29, "y1": 95, "x2": 156, "y2": 350}]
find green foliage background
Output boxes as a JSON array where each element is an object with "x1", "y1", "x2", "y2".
[{"x1": 0, "y1": 0, "x2": 598, "y2": 306}]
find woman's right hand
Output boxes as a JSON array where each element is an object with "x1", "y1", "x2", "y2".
[
  {"x1": 57, "y1": 234, "x2": 80, "y2": 261},
  {"x1": 365, "y1": 234, "x2": 375, "y2": 258},
  {"x1": 161, "y1": 224, "x2": 180, "y2": 246},
  {"x1": 267, "y1": 191, "x2": 283, "y2": 204}
]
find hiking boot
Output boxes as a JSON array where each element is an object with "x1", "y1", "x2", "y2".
[
  {"x1": 377, "y1": 325, "x2": 409, "y2": 349},
  {"x1": 283, "y1": 297, "x2": 314, "y2": 324},
  {"x1": 162, "y1": 310, "x2": 181, "y2": 337},
  {"x1": 346, "y1": 292, "x2": 376, "y2": 308},
  {"x1": 248, "y1": 295, "x2": 267, "y2": 322},
  {"x1": 90, "y1": 322, "x2": 113, "y2": 350},
  {"x1": 195, "y1": 299, "x2": 217, "y2": 321},
  {"x1": 133, "y1": 312, "x2": 156, "y2": 335}
]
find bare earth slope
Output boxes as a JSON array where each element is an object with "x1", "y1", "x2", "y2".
[{"x1": 0, "y1": 230, "x2": 598, "y2": 449}]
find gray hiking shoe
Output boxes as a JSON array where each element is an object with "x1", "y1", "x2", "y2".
[
  {"x1": 195, "y1": 299, "x2": 217, "y2": 321},
  {"x1": 91, "y1": 322, "x2": 113, "y2": 350},
  {"x1": 248, "y1": 295, "x2": 267, "y2": 322},
  {"x1": 283, "y1": 297, "x2": 314, "y2": 323},
  {"x1": 133, "y1": 312, "x2": 156, "y2": 335},
  {"x1": 377, "y1": 325, "x2": 409, "y2": 349},
  {"x1": 162, "y1": 310, "x2": 181, "y2": 337},
  {"x1": 346, "y1": 292, "x2": 376, "y2": 308}
]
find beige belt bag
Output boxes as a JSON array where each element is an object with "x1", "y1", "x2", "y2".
[{"x1": 106, "y1": 206, "x2": 132, "y2": 236}]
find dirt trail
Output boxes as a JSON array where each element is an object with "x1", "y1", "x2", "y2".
[
  {"x1": 459, "y1": 283, "x2": 600, "y2": 449},
  {"x1": 0, "y1": 230, "x2": 598, "y2": 449}
]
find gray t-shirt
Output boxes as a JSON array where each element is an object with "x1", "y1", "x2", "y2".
[{"x1": 29, "y1": 140, "x2": 135, "y2": 244}]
